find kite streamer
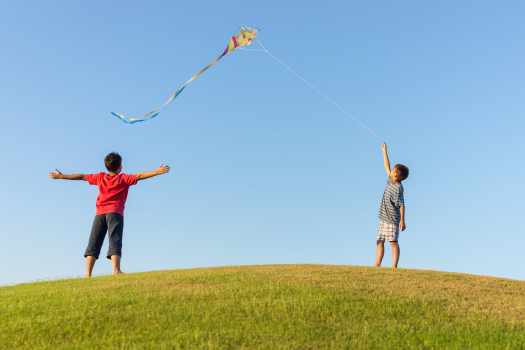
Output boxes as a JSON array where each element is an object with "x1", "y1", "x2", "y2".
[{"x1": 111, "y1": 26, "x2": 258, "y2": 124}]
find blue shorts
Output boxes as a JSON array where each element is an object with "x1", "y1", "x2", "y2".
[{"x1": 84, "y1": 213, "x2": 124, "y2": 259}]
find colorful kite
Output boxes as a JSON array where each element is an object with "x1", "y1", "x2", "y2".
[{"x1": 111, "y1": 26, "x2": 258, "y2": 124}]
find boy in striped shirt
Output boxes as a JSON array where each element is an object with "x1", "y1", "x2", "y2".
[{"x1": 374, "y1": 143, "x2": 409, "y2": 271}]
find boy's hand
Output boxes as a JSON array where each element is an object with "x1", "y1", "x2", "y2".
[
  {"x1": 381, "y1": 143, "x2": 388, "y2": 153},
  {"x1": 399, "y1": 221, "x2": 406, "y2": 231},
  {"x1": 49, "y1": 169, "x2": 64, "y2": 180},
  {"x1": 155, "y1": 164, "x2": 170, "y2": 175}
]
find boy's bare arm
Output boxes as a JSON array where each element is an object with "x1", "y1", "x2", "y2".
[
  {"x1": 136, "y1": 165, "x2": 170, "y2": 181},
  {"x1": 399, "y1": 205, "x2": 406, "y2": 231},
  {"x1": 49, "y1": 169, "x2": 85, "y2": 180},
  {"x1": 381, "y1": 143, "x2": 391, "y2": 177}
]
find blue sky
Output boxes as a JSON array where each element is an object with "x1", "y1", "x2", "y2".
[{"x1": 1, "y1": 1, "x2": 524, "y2": 285}]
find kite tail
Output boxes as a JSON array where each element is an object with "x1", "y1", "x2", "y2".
[
  {"x1": 111, "y1": 51, "x2": 229, "y2": 124},
  {"x1": 111, "y1": 110, "x2": 161, "y2": 124}
]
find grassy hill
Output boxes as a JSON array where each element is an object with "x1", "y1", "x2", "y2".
[{"x1": 1, "y1": 265, "x2": 524, "y2": 349}]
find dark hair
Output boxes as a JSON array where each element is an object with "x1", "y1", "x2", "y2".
[
  {"x1": 104, "y1": 152, "x2": 122, "y2": 172},
  {"x1": 394, "y1": 164, "x2": 409, "y2": 181}
]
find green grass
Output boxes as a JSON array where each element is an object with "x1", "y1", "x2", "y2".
[{"x1": 1, "y1": 265, "x2": 525, "y2": 349}]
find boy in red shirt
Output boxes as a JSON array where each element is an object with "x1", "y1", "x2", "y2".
[{"x1": 49, "y1": 152, "x2": 170, "y2": 278}]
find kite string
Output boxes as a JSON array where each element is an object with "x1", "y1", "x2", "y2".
[{"x1": 253, "y1": 39, "x2": 382, "y2": 142}]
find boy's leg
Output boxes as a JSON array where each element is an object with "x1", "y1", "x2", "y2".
[
  {"x1": 85, "y1": 256, "x2": 96, "y2": 278},
  {"x1": 375, "y1": 221, "x2": 389, "y2": 267},
  {"x1": 111, "y1": 255, "x2": 122, "y2": 275},
  {"x1": 390, "y1": 241, "x2": 400, "y2": 271},
  {"x1": 374, "y1": 240, "x2": 385, "y2": 267},
  {"x1": 84, "y1": 215, "x2": 108, "y2": 278},
  {"x1": 106, "y1": 213, "x2": 124, "y2": 275}
]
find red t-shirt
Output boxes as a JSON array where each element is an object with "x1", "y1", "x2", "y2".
[{"x1": 84, "y1": 172, "x2": 138, "y2": 215}]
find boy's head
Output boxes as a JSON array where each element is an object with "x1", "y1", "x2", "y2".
[
  {"x1": 391, "y1": 164, "x2": 409, "y2": 183},
  {"x1": 104, "y1": 152, "x2": 122, "y2": 173}
]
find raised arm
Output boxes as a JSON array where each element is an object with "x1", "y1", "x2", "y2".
[
  {"x1": 381, "y1": 143, "x2": 391, "y2": 177},
  {"x1": 136, "y1": 165, "x2": 170, "y2": 181},
  {"x1": 49, "y1": 169, "x2": 85, "y2": 181}
]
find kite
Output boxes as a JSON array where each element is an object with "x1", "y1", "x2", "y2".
[{"x1": 111, "y1": 26, "x2": 258, "y2": 124}]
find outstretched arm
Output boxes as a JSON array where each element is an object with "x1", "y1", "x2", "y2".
[
  {"x1": 381, "y1": 143, "x2": 391, "y2": 177},
  {"x1": 49, "y1": 169, "x2": 85, "y2": 181},
  {"x1": 136, "y1": 165, "x2": 170, "y2": 181}
]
